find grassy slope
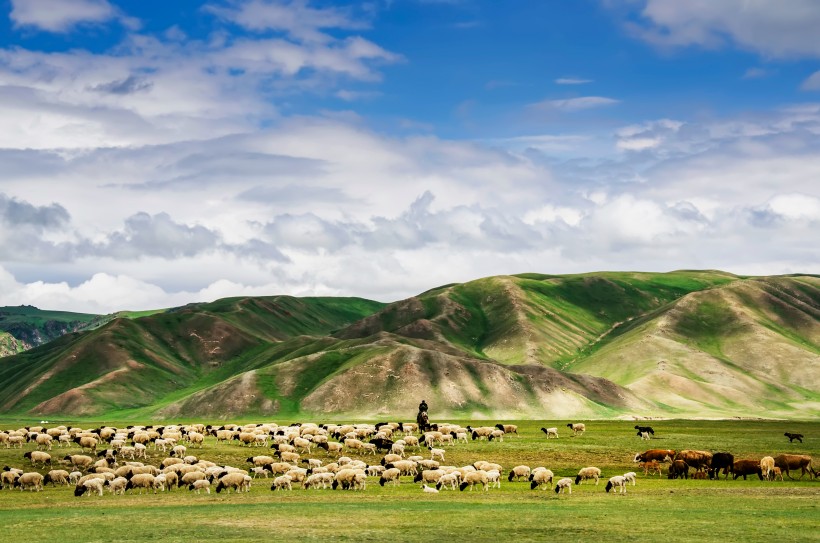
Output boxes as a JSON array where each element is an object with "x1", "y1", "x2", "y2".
[
  {"x1": 0, "y1": 297, "x2": 385, "y2": 417},
  {"x1": 0, "y1": 419, "x2": 816, "y2": 542},
  {"x1": 569, "y1": 277, "x2": 820, "y2": 417},
  {"x1": 0, "y1": 305, "x2": 103, "y2": 350}
]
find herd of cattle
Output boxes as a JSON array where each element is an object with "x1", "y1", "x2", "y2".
[{"x1": 0, "y1": 421, "x2": 815, "y2": 497}]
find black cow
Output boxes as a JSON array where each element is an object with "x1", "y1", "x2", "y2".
[{"x1": 709, "y1": 452, "x2": 734, "y2": 480}]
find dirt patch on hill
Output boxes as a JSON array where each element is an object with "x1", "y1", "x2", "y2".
[{"x1": 158, "y1": 371, "x2": 278, "y2": 419}]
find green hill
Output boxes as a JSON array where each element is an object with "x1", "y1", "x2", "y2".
[
  {"x1": 0, "y1": 272, "x2": 817, "y2": 420},
  {"x1": 0, "y1": 305, "x2": 107, "y2": 356}
]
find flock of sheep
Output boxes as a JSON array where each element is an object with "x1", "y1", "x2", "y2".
[{"x1": 0, "y1": 420, "x2": 814, "y2": 499}]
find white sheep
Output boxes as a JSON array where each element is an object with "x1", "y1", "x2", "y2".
[
  {"x1": 605, "y1": 475, "x2": 627, "y2": 494},
  {"x1": 623, "y1": 472, "x2": 637, "y2": 486},
  {"x1": 459, "y1": 470, "x2": 489, "y2": 492},
  {"x1": 188, "y1": 479, "x2": 211, "y2": 494},
  {"x1": 554, "y1": 477, "x2": 573, "y2": 494},
  {"x1": 436, "y1": 472, "x2": 460, "y2": 490},
  {"x1": 74, "y1": 478, "x2": 104, "y2": 497},
  {"x1": 378, "y1": 467, "x2": 402, "y2": 487},
  {"x1": 486, "y1": 469, "x2": 501, "y2": 489},
  {"x1": 108, "y1": 477, "x2": 128, "y2": 495},
  {"x1": 429, "y1": 447, "x2": 445, "y2": 462},
  {"x1": 15, "y1": 472, "x2": 44, "y2": 491},
  {"x1": 541, "y1": 427, "x2": 559, "y2": 439},
  {"x1": 640, "y1": 431, "x2": 651, "y2": 441},
  {"x1": 271, "y1": 474, "x2": 293, "y2": 491}
]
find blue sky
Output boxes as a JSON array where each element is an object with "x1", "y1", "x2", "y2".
[{"x1": 0, "y1": 0, "x2": 818, "y2": 312}]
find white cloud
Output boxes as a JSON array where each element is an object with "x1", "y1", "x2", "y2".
[
  {"x1": 529, "y1": 96, "x2": 619, "y2": 112},
  {"x1": 626, "y1": 0, "x2": 820, "y2": 58},
  {"x1": 9, "y1": 0, "x2": 135, "y2": 33},
  {"x1": 801, "y1": 71, "x2": 820, "y2": 90},
  {"x1": 555, "y1": 77, "x2": 593, "y2": 85}
]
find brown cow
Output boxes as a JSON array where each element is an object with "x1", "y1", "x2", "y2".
[
  {"x1": 634, "y1": 449, "x2": 675, "y2": 463},
  {"x1": 773, "y1": 454, "x2": 816, "y2": 480},
  {"x1": 674, "y1": 450, "x2": 713, "y2": 472},
  {"x1": 732, "y1": 459, "x2": 763, "y2": 480},
  {"x1": 668, "y1": 460, "x2": 688, "y2": 479}
]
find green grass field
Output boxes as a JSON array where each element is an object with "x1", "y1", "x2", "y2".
[{"x1": 0, "y1": 419, "x2": 817, "y2": 542}]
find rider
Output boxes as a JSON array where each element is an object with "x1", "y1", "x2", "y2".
[{"x1": 418, "y1": 399, "x2": 428, "y2": 413}]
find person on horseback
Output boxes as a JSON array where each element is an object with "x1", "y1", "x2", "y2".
[{"x1": 417, "y1": 399, "x2": 430, "y2": 431}]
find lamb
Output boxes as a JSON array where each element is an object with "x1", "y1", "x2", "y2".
[
  {"x1": 567, "y1": 423, "x2": 586, "y2": 436},
  {"x1": 640, "y1": 431, "x2": 651, "y2": 441},
  {"x1": 366, "y1": 465, "x2": 385, "y2": 477},
  {"x1": 760, "y1": 456, "x2": 775, "y2": 481},
  {"x1": 486, "y1": 469, "x2": 501, "y2": 489},
  {"x1": 304, "y1": 473, "x2": 335, "y2": 489},
  {"x1": 575, "y1": 466, "x2": 601, "y2": 485},
  {"x1": 69, "y1": 471, "x2": 82, "y2": 484},
  {"x1": 250, "y1": 466, "x2": 270, "y2": 478},
  {"x1": 421, "y1": 484, "x2": 439, "y2": 494},
  {"x1": 540, "y1": 427, "x2": 559, "y2": 439},
  {"x1": 435, "y1": 472, "x2": 460, "y2": 490},
  {"x1": 459, "y1": 470, "x2": 489, "y2": 491},
  {"x1": 14, "y1": 472, "x2": 44, "y2": 491},
  {"x1": 73, "y1": 478, "x2": 105, "y2": 497},
  {"x1": 270, "y1": 474, "x2": 293, "y2": 491},
  {"x1": 508, "y1": 465, "x2": 532, "y2": 482},
  {"x1": 529, "y1": 467, "x2": 555, "y2": 490},
  {"x1": 623, "y1": 472, "x2": 637, "y2": 486},
  {"x1": 189, "y1": 479, "x2": 211, "y2": 494},
  {"x1": 554, "y1": 477, "x2": 573, "y2": 494},
  {"x1": 23, "y1": 451, "x2": 52, "y2": 467},
  {"x1": 429, "y1": 447, "x2": 445, "y2": 462},
  {"x1": 605, "y1": 475, "x2": 627, "y2": 494},
  {"x1": 488, "y1": 429, "x2": 506, "y2": 442}
]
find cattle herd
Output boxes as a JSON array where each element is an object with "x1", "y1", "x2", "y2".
[{"x1": 0, "y1": 421, "x2": 815, "y2": 497}]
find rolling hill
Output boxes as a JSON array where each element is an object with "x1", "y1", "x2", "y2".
[
  {"x1": 0, "y1": 272, "x2": 817, "y2": 420},
  {"x1": 0, "y1": 306, "x2": 105, "y2": 357}
]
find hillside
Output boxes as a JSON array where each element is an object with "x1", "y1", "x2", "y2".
[
  {"x1": 0, "y1": 306, "x2": 104, "y2": 356},
  {"x1": 0, "y1": 272, "x2": 817, "y2": 419}
]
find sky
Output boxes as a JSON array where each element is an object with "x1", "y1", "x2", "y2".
[{"x1": 0, "y1": 0, "x2": 818, "y2": 313}]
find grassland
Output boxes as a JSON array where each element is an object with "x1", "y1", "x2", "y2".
[{"x1": 0, "y1": 418, "x2": 817, "y2": 542}]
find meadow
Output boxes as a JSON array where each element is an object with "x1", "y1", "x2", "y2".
[{"x1": 0, "y1": 418, "x2": 817, "y2": 542}]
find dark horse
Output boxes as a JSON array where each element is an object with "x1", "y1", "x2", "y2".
[{"x1": 417, "y1": 410, "x2": 431, "y2": 432}]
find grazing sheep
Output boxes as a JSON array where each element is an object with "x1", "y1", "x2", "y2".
[
  {"x1": 459, "y1": 470, "x2": 489, "y2": 492},
  {"x1": 623, "y1": 472, "x2": 637, "y2": 486},
  {"x1": 640, "y1": 431, "x2": 651, "y2": 441},
  {"x1": 23, "y1": 451, "x2": 51, "y2": 467},
  {"x1": 605, "y1": 475, "x2": 627, "y2": 494},
  {"x1": 436, "y1": 472, "x2": 460, "y2": 491},
  {"x1": 414, "y1": 469, "x2": 446, "y2": 485},
  {"x1": 317, "y1": 441, "x2": 344, "y2": 456},
  {"x1": 73, "y1": 478, "x2": 104, "y2": 497},
  {"x1": 215, "y1": 472, "x2": 248, "y2": 493},
  {"x1": 74, "y1": 436, "x2": 98, "y2": 452},
  {"x1": 43, "y1": 469, "x2": 70, "y2": 486},
  {"x1": 125, "y1": 473, "x2": 157, "y2": 494},
  {"x1": 488, "y1": 429, "x2": 506, "y2": 442},
  {"x1": 495, "y1": 424, "x2": 519, "y2": 437},
  {"x1": 540, "y1": 427, "x2": 559, "y2": 439},
  {"x1": 429, "y1": 447, "x2": 445, "y2": 462},
  {"x1": 189, "y1": 479, "x2": 211, "y2": 494},
  {"x1": 508, "y1": 465, "x2": 532, "y2": 482},
  {"x1": 270, "y1": 475, "x2": 293, "y2": 491},
  {"x1": 333, "y1": 468, "x2": 367, "y2": 490},
  {"x1": 247, "y1": 455, "x2": 276, "y2": 467},
  {"x1": 529, "y1": 467, "x2": 555, "y2": 490},
  {"x1": 784, "y1": 432, "x2": 803, "y2": 443},
  {"x1": 69, "y1": 471, "x2": 82, "y2": 484},
  {"x1": 567, "y1": 423, "x2": 585, "y2": 436},
  {"x1": 486, "y1": 469, "x2": 501, "y2": 489},
  {"x1": 421, "y1": 484, "x2": 439, "y2": 494},
  {"x1": 250, "y1": 466, "x2": 270, "y2": 478},
  {"x1": 35, "y1": 433, "x2": 53, "y2": 450},
  {"x1": 554, "y1": 477, "x2": 573, "y2": 494},
  {"x1": 760, "y1": 456, "x2": 775, "y2": 481},
  {"x1": 108, "y1": 477, "x2": 128, "y2": 495},
  {"x1": 575, "y1": 466, "x2": 601, "y2": 485},
  {"x1": 181, "y1": 471, "x2": 208, "y2": 486},
  {"x1": 15, "y1": 472, "x2": 44, "y2": 492},
  {"x1": 64, "y1": 454, "x2": 94, "y2": 471}
]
